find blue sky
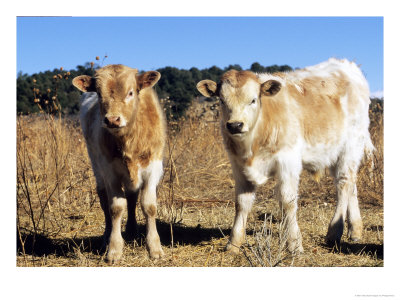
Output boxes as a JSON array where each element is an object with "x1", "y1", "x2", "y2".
[{"x1": 17, "y1": 16, "x2": 383, "y2": 95}]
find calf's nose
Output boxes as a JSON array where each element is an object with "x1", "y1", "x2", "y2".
[
  {"x1": 226, "y1": 121, "x2": 244, "y2": 134},
  {"x1": 104, "y1": 116, "x2": 121, "y2": 128}
]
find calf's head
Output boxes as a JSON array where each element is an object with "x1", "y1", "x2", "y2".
[
  {"x1": 197, "y1": 70, "x2": 282, "y2": 137},
  {"x1": 72, "y1": 64, "x2": 160, "y2": 131}
]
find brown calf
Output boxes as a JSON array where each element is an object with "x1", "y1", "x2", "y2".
[{"x1": 73, "y1": 64, "x2": 166, "y2": 263}]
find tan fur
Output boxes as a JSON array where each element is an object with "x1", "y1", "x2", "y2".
[
  {"x1": 223, "y1": 94, "x2": 291, "y2": 165},
  {"x1": 252, "y1": 95, "x2": 292, "y2": 155},
  {"x1": 202, "y1": 70, "x2": 350, "y2": 157},
  {"x1": 106, "y1": 88, "x2": 166, "y2": 179},
  {"x1": 92, "y1": 65, "x2": 166, "y2": 183},
  {"x1": 221, "y1": 70, "x2": 259, "y2": 88},
  {"x1": 144, "y1": 204, "x2": 157, "y2": 218},
  {"x1": 287, "y1": 76, "x2": 346, "y2": 145},
  {"x1": 110, "y1": 204, "x2": 124, "y2": 219},
  {"x1": 272, "y1": 72, "x2": 286, "y2": 78},
  {"x1": 73, "y1": 64, "x2": 166, "y2": 262}
]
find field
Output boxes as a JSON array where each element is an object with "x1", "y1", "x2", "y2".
[{"x1": 16, "y1": 100, "x2": 384, "y2": 267}]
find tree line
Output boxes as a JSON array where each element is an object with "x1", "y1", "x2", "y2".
[
  {"x1": 17, "y1": 61, "x2": 383, "y2": 119},
  {"x1": 17, "y1": 62, "x2": 293, "y2": 119}
]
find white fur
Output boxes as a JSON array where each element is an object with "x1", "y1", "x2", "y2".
[{"x1": 223, "y1": 58, "x2": 374, "y2": 253}]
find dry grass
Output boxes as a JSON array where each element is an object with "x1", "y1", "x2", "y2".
[{"x1": 16, "y1": 102, "x2": 383, "y2": 267}]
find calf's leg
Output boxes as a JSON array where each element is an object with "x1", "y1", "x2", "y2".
[
  {"x1": 276, "y1": 161, "x2": 303, "y2": 254},
  {"x1": 327, "y1": 166, "x2": 362, "y2": 244},
  {"x1": 347, "y1": 182, "x2": 362, "y2": 241},
  {"x1": 141, "y1": 161, "x2": 164, "y2": 259},
  {"x1": 276, "y1": 179, "x2": 303, "y2": 254},
  {"x1": 97, "y1": 187, "x2": 111, "y2": 248},
  {"x1": 226, "y1": 172, "x2": 256, "y2": 254},
  {"x1": 105, "y1": 180, "x2": 126, "y2": 263},
  {"x1": 125, "y1": 190, "x2": 139, "y2": 240}
]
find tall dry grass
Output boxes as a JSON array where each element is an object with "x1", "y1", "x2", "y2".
[
  {"x1": 17, "y1": 114, "x2": 97, "y2": 259},
  {"x1": 16, "y1": 98, "x2": 383, "y2": 267}
]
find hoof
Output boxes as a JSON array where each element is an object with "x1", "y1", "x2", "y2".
[
  {"x1": 288, "y1": 243, "x2": 304, "y2": 255},
  {"x1": 105, "y1": 248, "x2": 123, "y2": 264},
  {"x1": 225, "y1": 242, "x2": 241, "y2": 255},
  {"x1": 349, "y1": 236, "x2": 361, "y2": 242},
  {"x1": 348, "y1": 221, "x2": 363, "y2": 242},
  {"x1": 105, "y1": 236, "x2": 124, "y2": 264},
  {"x1": 147, "y1": 236, "x2": 164, "y2": 259},
  {"x1": 149, "y1": 247, "x2": 165, "y2": 259}
]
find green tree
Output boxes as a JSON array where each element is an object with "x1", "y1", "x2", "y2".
[
  {"x1": 250, "y1": 62, "x2": 264, "y2": 73},
  {"x1": 17, "y1": 62, "x2": 295, "y2": 119}
]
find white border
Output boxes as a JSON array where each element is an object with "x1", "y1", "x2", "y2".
[{"x1": 4, "y1": 1, "x2": 399, "y2": 299}]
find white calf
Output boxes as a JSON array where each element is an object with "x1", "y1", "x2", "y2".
[{"x1": 197, "y1": 58, "x2": 374, "y2": 253}]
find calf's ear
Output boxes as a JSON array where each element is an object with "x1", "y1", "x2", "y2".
[
  {"x1": 136, "y1": 71, "x2": 161, "y2": 90},
  {"x1": 196, "y1": 80, "x2": 217, "y2": 97},
  {"x1": 72, "y1": 75, "x2": 96, "y2": 92},
  {"x1": 261, "y1": 80, "x2": 281, "y2": 96}
]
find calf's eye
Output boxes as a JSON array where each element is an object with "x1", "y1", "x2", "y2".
[
  {"x1": 251, "y1": 98, "x2": 256, "y2": 104},
  {"x1": 128, "y1": 91, "x2": 133, "y2": 97}
]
